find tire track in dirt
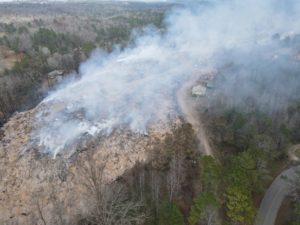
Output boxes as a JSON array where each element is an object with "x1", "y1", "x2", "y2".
[{"x1": 177, "y1": 76, "x2": 213, "y2": 156}]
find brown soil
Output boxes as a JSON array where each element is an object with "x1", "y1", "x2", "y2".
[
  {"x1": 0, "y1": 46, "x2": 24, "y2": 74},
  {"x1": 177, "y1": 72, "x2": 214, "y2": 156}
]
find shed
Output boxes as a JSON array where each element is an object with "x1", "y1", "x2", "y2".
[{"x1": 192, "y1": 85, "x2": 207, "y2": 97}]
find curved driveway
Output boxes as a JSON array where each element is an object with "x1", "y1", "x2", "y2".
[{"x1": 255, "y1": 165, "x2": 300, "y2": 225}]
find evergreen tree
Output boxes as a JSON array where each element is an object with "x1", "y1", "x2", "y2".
[
  {"x1": 158, "y1": 201, "x2": 184, "y2": 225},
  {"x1": 189, "y1": 192, "x2": 218, "y2": 225}
]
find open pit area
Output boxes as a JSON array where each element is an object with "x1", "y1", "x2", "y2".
[{"x1": 0, "y1": 104, "x2": 186, "y2": 224}]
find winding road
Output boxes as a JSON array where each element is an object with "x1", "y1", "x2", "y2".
[
  {"x1": 178, "y1": 78, "x2": 300, "y2": 225},
  {"x1": 255, "y1": 165, "x2": 300, "y2": 225}
]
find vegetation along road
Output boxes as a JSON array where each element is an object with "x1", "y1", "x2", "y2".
[{"x1": 255, "y1": 165, "x2": 300, "y2": 225}]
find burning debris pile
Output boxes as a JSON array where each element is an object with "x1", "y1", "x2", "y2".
[
  {"x1": 12, "y1": 0, "x2": 300, "y2": 159},
  {"x1": 0, "y1": 0, "x2": 300, "y2": 224},
  {"x1": 30, "y1": 95, "x2": 181, "y2": 158},
  {"x1": 0, "y1": 53, "x2": 211, "y2": 223},
  {"x1": 0, "y1": 106, "x2": 183, "y2": 224},
  {"x1": 28, "y1": 47, "x2": 211, "y2": 158}
]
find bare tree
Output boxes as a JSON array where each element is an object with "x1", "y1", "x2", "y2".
[
  {"x1": 77, "y1": 159, "x2": 146, "y2": 225},
  {"x1": 202, "y1": 206, "x2": 219, "y2": 225},
  {"x1": 47, "y1": 53, "x2": 62, "y2": 70},
  {"x1": 149, "y1": 169, "x2": 161, "y2": 213},
  {"x1": 166, "y1": 155, "x2": 185, "y2": 201}
]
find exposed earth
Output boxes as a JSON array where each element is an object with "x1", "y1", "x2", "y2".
[
  {"x1": 0, "y1": 75, "x2": 209, "y2": 225},
  {"x1": 0, "y1": 46, "x2": 24, "y2": 74},
  {"x1": 0, "y1": 105, "x2": 181, "y2": 225}
]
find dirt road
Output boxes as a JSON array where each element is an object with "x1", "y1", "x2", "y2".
[{"x1": 177, "y1": 77, "x2": 213, "y2": 156}]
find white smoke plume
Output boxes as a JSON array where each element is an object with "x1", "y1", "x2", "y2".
[{"x1": 31, "y1": 0, "x2": 300, "y2": 157}]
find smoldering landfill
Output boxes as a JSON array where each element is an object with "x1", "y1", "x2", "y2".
[{"x1": 30, "y1": 0, "x2": 300, "y2": 157}]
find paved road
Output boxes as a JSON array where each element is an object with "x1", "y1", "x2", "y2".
[{"x1": 255, "y1": 165, "x2": 300, "y2": 225}]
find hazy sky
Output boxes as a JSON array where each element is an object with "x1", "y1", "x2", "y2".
[{"x1": 0, "y1": 0, "x2": 170, "y2": 2}]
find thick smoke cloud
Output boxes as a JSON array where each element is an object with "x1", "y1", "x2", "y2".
[
  {"x1": 31, "y1": 0, "x2": 300, "y2": 157},
  {"x1": 209, "y1": 45, "x2": 300, "y2": 115}
]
